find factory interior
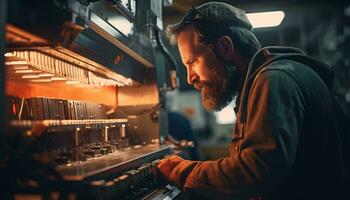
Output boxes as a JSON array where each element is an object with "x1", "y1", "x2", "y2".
[{"x1": 1, "y1": 0, "x2": 349, "y2": 199}]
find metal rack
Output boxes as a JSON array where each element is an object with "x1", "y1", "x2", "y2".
[{"x1": 5, "y1": 47, "x2": 133, "y2": 87}]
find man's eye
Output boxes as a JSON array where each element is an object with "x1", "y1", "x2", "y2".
[{"x1": 188, "y1": 59, "x2": 196, "y2": 65}]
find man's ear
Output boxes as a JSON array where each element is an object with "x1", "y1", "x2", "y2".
[{"x1": 216, "y1": 35, "x2": 234, "y2": 60}]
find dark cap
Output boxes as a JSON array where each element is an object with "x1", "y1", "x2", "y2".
[{"x1": 168, "y1": 2, "x2": 253, "y2": 33}]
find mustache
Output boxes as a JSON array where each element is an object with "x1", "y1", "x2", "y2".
[
  {"x1": 193, "y1": 81, "x2": 203, "y2": 90},
  {"x1": 194, "y1": 80, "x2": 213, "y2": 91}
]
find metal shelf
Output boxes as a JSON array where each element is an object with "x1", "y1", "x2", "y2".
[
  {"x1": 9, "y1": 118, "x2": 128, "y2": 131},
  {"x1": 5, "y1": 47, "x2": 134, "y2": 87}
]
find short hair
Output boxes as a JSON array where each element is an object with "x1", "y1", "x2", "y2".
[{"x1": 167, "y1": 20, "x2": 261, "y2": 60}]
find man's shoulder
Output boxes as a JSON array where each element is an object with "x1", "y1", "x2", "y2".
[
  {"x1": 260, "y1": 58, "x2": 311, "y2": 73},
  {"x1": 256, "y1": 58, "x2": 321, "y2": 84},
  {"x1": 251, "y1": 57, "x2": 331, "y2": 98}
]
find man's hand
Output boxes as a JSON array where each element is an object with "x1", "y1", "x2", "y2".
[
  {"x1": 156, "y1": 155, "x2": 199, "y2": 189},
  {"x1": 156, "y1": 155, "x2": 184, "y2": 182}
]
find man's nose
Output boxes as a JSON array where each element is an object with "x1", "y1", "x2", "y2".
[{"x1": 187, "y1": 68, "x2": 198, "y2": 85}]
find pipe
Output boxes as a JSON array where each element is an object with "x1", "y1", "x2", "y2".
[{"x1": 153, "y1": 28, "x2": 179, "y2": 89}]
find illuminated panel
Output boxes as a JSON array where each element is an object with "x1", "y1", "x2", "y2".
[{"x1": 247, "y1": 11, "x2": 285, "y2": 28}]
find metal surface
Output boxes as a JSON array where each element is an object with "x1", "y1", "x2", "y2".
[
  {"x1": 143, "y1": 184, "x2": 181, "y2": 200},
  {"x1": 69, "y1": 25, "x2": 153, "y2": 84},
  {"x1": 3, "y1": 1, "x2": 176, "y2": 198},
  {"x1": 109, "y1": 0, "x2": 135, "y2": 23},
  {"x1": 5, "y1": 47, "x2": 134, "y2": 86},
  {"x1": 66, "y1": 0, "x2": 156, "y2": 78},
  {"x1": 57, "y1": 144, "x2": 172, "y2": 181},
  {"x1": 10, "y1": 118, "x2": 128, "y2": 130},
  {"x1": 89, "y1": 1, "x2": 135, "y2": 37},
  {"x1": 88, "y1": 18, "x2": 153, "y2": 68}
]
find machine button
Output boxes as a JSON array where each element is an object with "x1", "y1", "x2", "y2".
[
  {"x1": 100, "y1": 147, "x2": 108, "y2": 155},
  {"x1": 104, "y1": 181, "x2": 115, "y2": 198},
  {"x1": 116, "y1": 174, "x2": 129, "y2": 192},
  {"x1": 105, "y1": 145, "x2": 113, "y2": 153},
  {"x1": 84, "y1": 149, "x2": 95, "y2": 157},
  {"x1": 90, "y1": 180, "x2": 106, "y2": 199}
]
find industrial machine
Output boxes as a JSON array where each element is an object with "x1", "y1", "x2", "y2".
[{"x1": 1, "y1": 0, "x2": 182, "y2": 199}]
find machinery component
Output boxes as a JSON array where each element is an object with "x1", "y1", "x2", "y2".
[
  {"x1": 153, "y1": 28, "x2": 179, "y2": 90},
  {"x1": 2, "y1": 0, "x2": 180, "y2": 199},
  {"x1": 5, "y1": 47, "x2": 133, "y2": 87}
]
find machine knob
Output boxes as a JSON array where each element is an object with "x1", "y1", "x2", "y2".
[
  {"x1": 105, "y1": 145, "x2": 113, "y2": 153},
  {"x1": 104, "y1": 181, "x2": 115, "y2": 198},
  {"x1": 126, "y1": 170, "x2": 140, "y2": 186},
  {"x1": 143, "y1": 163, "x2": 152, "y2": 176},
  {"x1": 137, "y1": 165, "x2": 150, "y2": 179},
  {"x1": 113, "y1": 177, "x2": 120, "y2": 193},
  {"x1": 116, "y1": 174, "x2": 129, "y2": 192},
  {"x1": 100, "y1": 148, "x2": 108, "y2": 155},
  {"x1": 90, "y1": 180, "x2": 106, "y2": 199},
  {"x1": 84, "y1": 149, "x2": 95, "y2": 157}
]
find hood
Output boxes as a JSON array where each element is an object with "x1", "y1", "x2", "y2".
[{"x1": 236, "y1": 46, "x2": 335, "y2": 123}]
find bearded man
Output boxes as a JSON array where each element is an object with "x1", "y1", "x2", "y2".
[{"x1": 157, "y1": 2, "x2": 348, "y2": 199}]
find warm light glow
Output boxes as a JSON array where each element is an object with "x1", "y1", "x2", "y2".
[
  {"x1": 115, "y1": 81, "x2": 125, "y2": 87},
  {"x1": 22, "y1": 75, "x2": 40, "y2": 79},
  {"x1": 38, "y1": 73, "x2": 54, "y2": 77},
  {"x1": 247, "y1": 11, "x2": 285, "y2": 28},
  {"x1": 51, "y1": 77, "x2": 66, "y2": 81},
  {"x1": 91, "y1": 12, "x2": 133, "y2": 36},
  {"x1": 66, "y1": 80, "x2": 80, "y2": 84},
  {"x1": 111, "y1": 16, "x2": 133, "y2": 36},
  {"x1": 125, "y1": 78, "x2": 133, "y2": 86},
  {"x1": 5, "y1": 52, "x2": 13, "y2": 57},
  {"x1": 5, "y1": 60, "x2": 28, "y2": 65},
  {"x1": 30, "y1": 79, "x2": 52, "y2": 82},
  {"x1": 15, "y1": 70, "x2": 35, "y2": 74},
  {"x1": 13, "y1": 66, "x2": 29, "y2": 70}
]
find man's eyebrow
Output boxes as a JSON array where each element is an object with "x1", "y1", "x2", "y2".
[{"x1": 185, "y1": 58, "x2": 195, "y2": 65}]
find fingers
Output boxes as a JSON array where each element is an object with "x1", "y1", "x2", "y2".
[
  {"x1": 156, "y1": 155, "x2": 184, "y2": 181},
  {"x1": 157, "y1": 158, "x2": 173, "y2": 178}
]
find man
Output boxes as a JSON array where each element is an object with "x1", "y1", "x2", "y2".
[{"x1": 157, "y1": 2, "x2": 348, "y2": 199}]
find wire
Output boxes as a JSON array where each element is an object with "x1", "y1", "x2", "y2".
[{"x1": 18, "y1": 98, "x2": 25, "y2": 120}]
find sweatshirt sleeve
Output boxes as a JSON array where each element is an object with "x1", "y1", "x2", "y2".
[{"x1": 158, "y1": 69, "x2": 305, "y2": 195}]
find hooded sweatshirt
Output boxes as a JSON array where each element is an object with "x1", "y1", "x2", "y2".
[{"x1": 162, "y1": 46, "x2": 346, "y2": 199}]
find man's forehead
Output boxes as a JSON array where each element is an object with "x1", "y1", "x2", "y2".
[
  {"x1": 178, "y1": 26, "x2": 198, "y2": 46},
  {"x1": 177, "y1": 26, "x2": 204, "y2": 62}
]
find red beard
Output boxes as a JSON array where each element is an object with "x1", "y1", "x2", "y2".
[{"x1": 197, "y1": 63, "x2": 232, "y2": 111}]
